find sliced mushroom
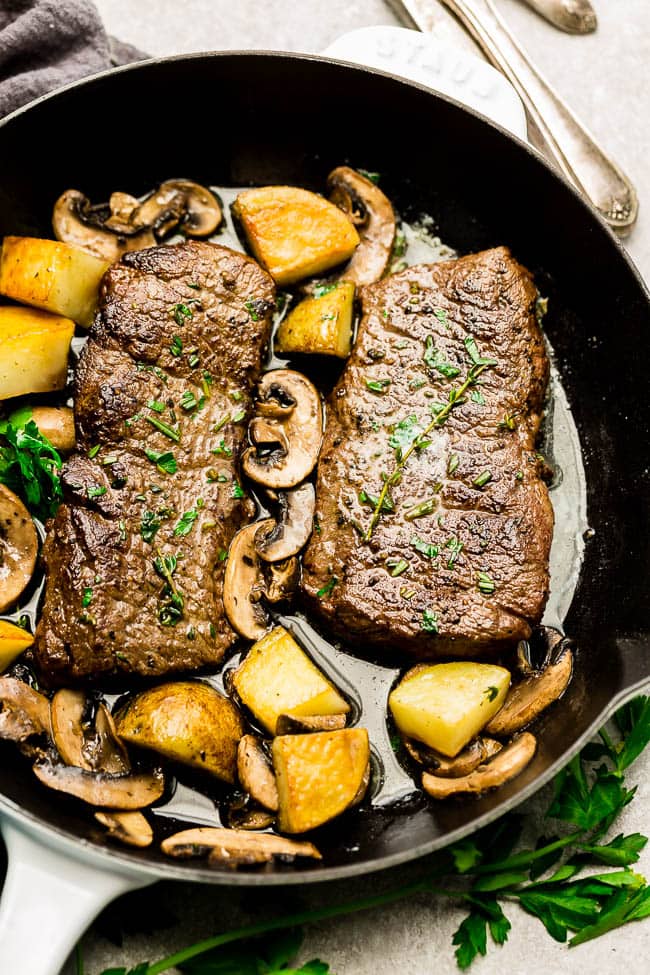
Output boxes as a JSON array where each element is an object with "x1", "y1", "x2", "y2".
[
  {"x1": 51, "y1": 692, "x2": 131, "y2": 774},
  {"x1": 264, "y1": 557, "x2": 300, "y2": 603},
  {"x1": 223, "y1": 520, "x2": 273, "y2": 640},
  {"x1": 86, "y1": 704, "x2": 131, "y2": 775},
  {"x1": 242, "y1": 370, "x2": 322, "y2": 490},
  {"x1": 33, "y1": 762, "x2": 164, "y2": 809},
  {"x1": 422, "y1": 732, "x2": 537, "y2": 799},
  {"x1": 0, "y1": 677, "x2": 51, "y2": 742},
  {"x1": 50, "y1": 688, "x2": 89, "y2": 769},
  {"x1": 160, "y1": 827, "x2": 321, "y2": 866},
  {"x1": 255, "y1": 482, "x2": 316, "y2": 562},
  {"x1": 135, "y1": 179, "x2": 222, "y2": 238},
  {"x1": 0, "y1": 484, "x2": 38, "y2": 613},
  {"x1": 275, "y1": 713, "x2": 347, "y2": 735},
  {"x1": 223, "y1": 520, "x2": 300, "y2": 639},
  {"x1": 404, "y1": 736, "x2": 503, "y2": 777},
  {"x1": 53, "y1": 189, "x2": 156, "y2": 262},
  {"x1": 327, "y1": 167, "x2": 396, "y2": 286},
  {"x1": 94, "y1": 810, "x2": 153, "y2": 848},
  {"x1": 53, "y1": 180, "x2": 222, "y2": 263},
  {"x1": 29, "y1": 406, "x2": 76, "y2": 453},
  {"x1": 515, "y1": 625, "x2": 566, "y2": 675},
  {"x1": 237, "y1": 734, "x2": 279, "y2": 811},
  {"x1": 486, "y1": 643, "x2": 574, "y2": 737},
  {"x1": 228, "y1": 805, "x2": 275, "y2": 831}
]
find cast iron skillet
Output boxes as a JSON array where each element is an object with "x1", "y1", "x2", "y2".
[{"x1": 0, "y1": 50, "x2": 649, "y2": 888}]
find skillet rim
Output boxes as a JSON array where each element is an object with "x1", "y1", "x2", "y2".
[{"x1": 0, "y1": 48, "x2": 648, "y2": 886}]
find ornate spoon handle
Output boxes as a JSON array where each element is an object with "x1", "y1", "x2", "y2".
[
  {"x1": 519, "y1": 0, "x2": 597, "y2": 35},
  {"x1": 393, "y1": 0, "x2": 638, "y2": 235}
]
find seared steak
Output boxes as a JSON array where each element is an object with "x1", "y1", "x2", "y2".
[
  {"x1": 302, "y1": 247, "x2": 553, "y2": 657},
  {"x1": 35, "y1": 241, "x2": 275, "y2": 683}
]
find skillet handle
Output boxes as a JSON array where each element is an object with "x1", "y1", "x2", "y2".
[{"x1": 0, "y1": 817, "x2": 151, "y2": 975}]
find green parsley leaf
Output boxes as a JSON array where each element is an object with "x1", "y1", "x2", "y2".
[
  {"x1": 0, "y1": 417, "x2": 63, "y2": 520},
  {"x1": 358, "y1": 489, "x2": 394, "y2": 514},
  {"x1": 170, "y1": 335, "x2": 184, "y2": 356},
  {"x1": 212, "y1": 439, "x2": 233, "y2": 458},
  {"x1": 81, "y1": 587, "x2": 93, "y2": 608},
  {"x1": 174, "y1": 508, "x2": 200, "y2": 537},
  {"x1": 140, "y1": 510, "x2": 161, "y2": 543},
  {"x1": 452, "y1": 909, "x2": 488, "y2": 969},
  {"x1": 424, "y1": 336, "x2": 461, "y2": 378},
  {"x1": 232, "y1": 481, "x2": 245, "y2": 499},
  {"x1": 411, "y1": 536, "x2": 438, "y2": 558},
  {"x1": 87, "y1": 484, "x2": 107, "y2": 499},
  {"x1": 366, "y1": 378, "x2": 391, "y2": 394},
  {"x1": 477, "y1": 571, "x2": 496, "y2": 594},
  {"x1": 422, "y1": 609, "x2": 439, "y2": 633},
  {"x1": 317, "y1": 576, "x2": 338, "y2": 599},
  {"x1": 144, "y1": 448, "x2": 177, "y2": 475},
  {"x1": 172, "y1": 302, "x2": 194, "y2": 326},
  {"x1": 464, "y1": 334, "x2": 497, "y2": 367}
]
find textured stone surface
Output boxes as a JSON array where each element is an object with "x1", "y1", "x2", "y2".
[{"x1": 64, "y1": 0, "x2": 650, "y2": 970}]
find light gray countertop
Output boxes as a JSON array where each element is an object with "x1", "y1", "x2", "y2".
[{"x1": 76, "y1": 1, "x2": 650, "y2": 972}]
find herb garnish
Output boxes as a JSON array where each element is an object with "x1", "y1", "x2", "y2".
[
  {"x1": 317, "y1": 575, "x2": 338, "y2": 599},
  {"x1": 445, "y1": 537, "x2": 464, "y2": 569},
  {"x1": 172, "y1": 302, "x2": 194, "y2": 326},
  {"x1": 386, "y1": 558, "x2": 409, "y2": 577},
  {"x1": 484, "y1": 685, "x2": 499, "y2": 702},
  {"x1": 424, "y1": 336, "x2": 461, "y2": 379},
  {"x1": 473, "y1": 470, "x2": 492, "y2": 488},
  {"x1": 448, "y1": 453, "x2": 460, "y2": 475},
  {"x1": 87, "y1": 484, "x2": 107, "y2": 499},
  {"x1": 411, "y1": 536, "x2": 438, "y2": 558},
  {"x1": 366, "y1": 378, "x2": 391, "y2": 394},
  {"x1": 0, "y1": 414, "x2": 63, "y2": 520},
  {"x1": 147, "y1": 399, "x2": 166, "y2": 414},
  {"x1": 146, "y1": 416, "x2": 181, "y2": 443},
  {"x1": 359, "y1": 489, "x2": 395, "y2": 514},
  {"x1": 422, "y1": 609, "x2": 439, "y2": 633},
  {"x1": 179, "y1": 390, "x2": 204, "y2": 413},
  {"x1": 477, "y1": 571, "x2": 496, "y2": 595},
  {"x1": 81, "y1": 587, "x2": 93, "y2": 608},
  {"x1": 212, "y1": 439, "x2": 232, "y2": 458},
  {"x1": 174, "y1": 507, "x2": 200, "y2": 537},
  {"x1": 232, "y1": 481, "x2": 245, "y2": 499},
  {"x1": 364, "y1": 341, "x2": 497, "y2": 540},
  {"x1": 170, "y1": 335, "x2": 183, "y2": 357},
  {"x1": 404, "y1": 498, "x2": 437, "y2": 521},
  {"x1": 313, "y1": 282, "x2": 337, "y2": 299},
  {"x1": 153, "y1": 552, "x2": 184, "y2": 626},
  {"x1": 140, "y1": 511, "x2": 161, "y2": 543},
  {"x1": 88, "y1": 444, "x2": 101, "y2": 459},
  {"x1": 144, "y1": 448, "x2": 177, "y2": 475}
]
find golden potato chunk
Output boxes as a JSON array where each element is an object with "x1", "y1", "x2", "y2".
[
  {"x1": 389, "y1": 662, "x2": 511, "y2": 758},
  {"x1": 0, "y1": 236, "x2": 109, "y2": 327},
  {"x1": 273, "y1": 728, "x2": 370, "y2": 833},
  {"x1": 0, "y1": 306, "x2": 74, "y2": 400},
  {"x1": 276, "y1": 281, "x2": 355, "y2": 358},
  {"x1": 231, "y1": 626, "x2": 349, "y2": 734},
  {"x1": 0, "y1": 619, "x2": 34, "y2": 673},
  {"x1": 233, "y1": 186, "x2": 359, "y2": 285},
  {"x1": 116, "y1": 681, "x2": 244, "y2": 783}
]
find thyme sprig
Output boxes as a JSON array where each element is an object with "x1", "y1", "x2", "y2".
[{"x1": 364, "y1": 340, "x2": 496, "y2": 540}]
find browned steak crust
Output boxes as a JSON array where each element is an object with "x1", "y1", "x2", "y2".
[
  {"x1": 34, "y1": 241, "x2": 275, "y2": 683},
  {"x1": 302, "y1": 247, "x2": 553, "y2": 658}
]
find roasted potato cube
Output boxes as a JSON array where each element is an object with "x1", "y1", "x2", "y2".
[
  {"x1": 389, "y1": 662, "x2": 511, "y2": 758},
  {"x1": 276, "y1": 281, "x2": 355, "y2": 358},
  {"x1": 0, "y1": 307, "x2": 74, "y2": 400},
  {"x1": 273, "y1": 728, "x2": 370, "y2": 833},
  {"x1": 233, "y1": 187, "x2": 359, "y2": 285},
  {"x1": 116, "y1": 681, "x2": 244, "y2": 783},
  {"x1": 231, "y1": 625, "x2": 349, "y2": 734},
  {"x1": 0, "y1": 619, "x2": 34, "y2": 673},
  {"x1": 0, "y1": 236, "x2": 109, "y2": 327}
]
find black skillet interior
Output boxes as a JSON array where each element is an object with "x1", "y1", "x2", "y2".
[{"x1": 0, "y1": 52, "x2": 649, "y2": 884}]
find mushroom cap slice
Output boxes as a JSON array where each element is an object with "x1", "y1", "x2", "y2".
[
  {"x1": 51, "y1": 692, "x2": 131, "y2": 774},
  {"x1": 153, "y1": 180, "x2": 222, "y2": 238},
  {"x1": 275, "y1": 712, "x2": 347, "y2": 735},
  {"x1": 0, "y1": 676, "x2": 51, "y2": 741},
  {"x1": 29, "y1": 406, "x2": 76, "y2": 453},
  {"x1": 0, "y1": 484, "x2": 38, "y2": 613},
  {"x1": 33, "y1": 763, "x2": 165, "y2": 809},
  {"x1": 160, "y1": 826, "x2": 321, "y2": 865},
  {"x1": 255, "y1": 482, "x2": 316, "y2": 562},
  {"x1": 228, "y1": 806, "x2": 276, "y2": 831},
  {"x1": 486, "y1": 644, "x2": 574, "y2": 737},
  {"x1": 264, "y1": 557, "x2": 300, "y2": 604},
  {"x1": 327, "y1": 167, "x2": 396, "y2": 286},
  {"x1": 403, "y1": 735, "x2": 502, "y2": 777},
  {"x1": 52, "y1": 189, "x2": 156, "y2": 262},
  {"x1": 95, "y1": 810, "x2": 153, "y2": 848},
  {"x1": 422, "y1": 732, "x2": 537, "y2": 799},
  {"x1": 242, "y1": 370, "x2": 322, "y2": 489},
  {"x1": 223, "y1": 520, "x2": 273, "y2": 640},
  {"x1": 237, "y1": 734, "x2": 279, "y2": 812}
]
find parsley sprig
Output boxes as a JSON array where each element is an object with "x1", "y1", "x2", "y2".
[
  {"x1": 0, "y1": 410, "x2": 63, "y2": 520},
  {"x1": 364, "y1": 338, "x2": 496, "y2": 540},
  {"x1": 91, "y1": 697, "x2": 650, "y2": 974}
]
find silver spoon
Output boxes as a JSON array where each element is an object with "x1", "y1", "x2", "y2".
[
  {"x1": 390, "y1": 0, "x2": 638, "y2": 236},
  {"x1": 519, "y1": 0, "x2": 597, "y2": 34}
]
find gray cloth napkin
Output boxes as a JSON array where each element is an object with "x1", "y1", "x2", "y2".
[{"x1": 0, "y1": 0, "x2": 146, "y2": 118}]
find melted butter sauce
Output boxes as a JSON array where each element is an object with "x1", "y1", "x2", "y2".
[{"x1": 0, "y1": 188, "x2": 589, "y2": 824}]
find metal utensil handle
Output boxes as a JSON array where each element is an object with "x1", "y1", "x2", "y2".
[
  {"x1": 519, "y1": 0, "x2": 597, "y2": 35},
  {"x1": 438, "y1": 0, "x2": 638, "y2": 234}
]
